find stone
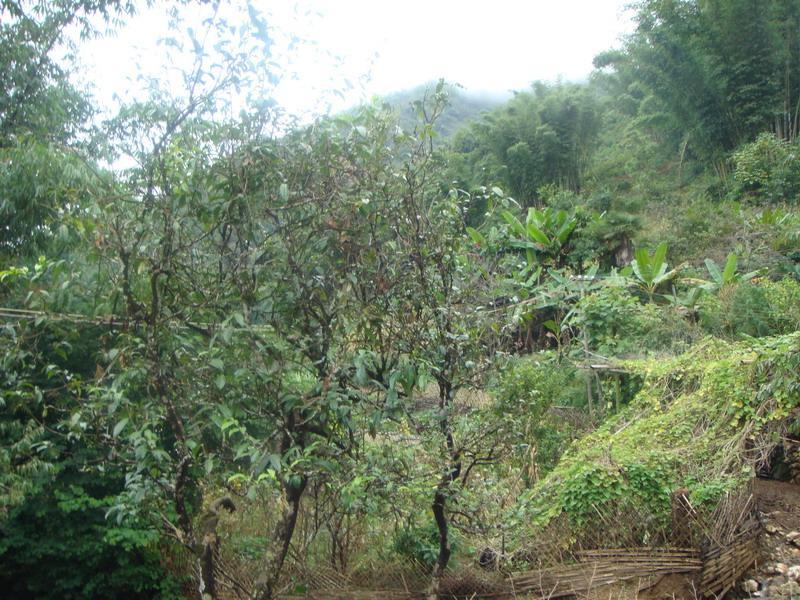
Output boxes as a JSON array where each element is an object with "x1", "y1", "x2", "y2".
[
  {"x1": 766, "y1": 523, "x2": 781, "y2": 534},
  {"x1": 771, "y1": 580, "x2": 800, "y2": 600},
  {"x1": 787, "y1": 531, "x2": 800, "y2": 541},
  {"x1": 742, "y1": 579, "x2": 760, "y2": 593},
  {"x1": 787, "y1": 565, "x2": 800, "y2": 581},
  {"x1": 769, "y1": 575, "x2": 788, "y2": 587},
  {"x1": 768, "y1": 563, "x2": 789, "y2": 576}
]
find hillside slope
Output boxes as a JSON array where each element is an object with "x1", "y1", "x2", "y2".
[
  {"x1": 380, "y1": 82, "x2": 507, "y2": 139},
  {"x1": 511, "y1": 333, "x2": 800, "y2": 550}
]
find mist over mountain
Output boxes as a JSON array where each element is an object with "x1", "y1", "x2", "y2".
[{"x1": 378, "y1": 82, "x2": 511, "y2": 139}]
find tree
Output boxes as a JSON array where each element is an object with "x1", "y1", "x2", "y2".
[
  {"x1": 596, "y1": 0, "x2": 800, "y2": 166},
  {"x1": 374, "y1": 85, "x2": 507, "y2": 597},
  {"x1": 0, "y1": 0, "x2": 137, "y2": 255},
  {"x1": 448, "y1": 82, "x2": 602, "y2": 206}
]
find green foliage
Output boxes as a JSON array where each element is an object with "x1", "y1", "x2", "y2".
[
  {"x1": 654, "y1": 197, "x2": 744, "y2": 264},
  {"x1": 763, "y1": 278, "x2": 800, "y2": 333},
  {"x1": 701, "y1": 253, "x2": 760, "y2": 292},
  {"x1": 384, "y1": 82, "x2": 503, "y2": 140},
  {"x1": 698, "y1": 283, "x2": 773, "y2": 338},
  {"x1": 0, "y1": 467, "x2": 183, "y2": 600},
  {"x1": 598, "y1": 0, "x2": 799, "y2": 161},
  {"x1": 0, "y1": 256, "x2": 101, "y2": 518},
  {"x1": 492, "y1": 354, "x2": 585, "y2": 478},
  {"x1": 696, "y1": 278, "x2": 800, "y2": 338},
  {"x1": 449, "y1": 82, "x2": 602, "y2": 204},
  {"x1": 577, "y1": 285, "x2": 692, "y2": 355},
  {"x1": 623, "y1": 242, "x2": 683, "y2": 300},
  {"x1": 515, "y1": 334, "x2": 800, "y2": 540},
  {"x1": 501, "y1": 206, "x2": 578, "y2": 267},
  {"x1": 2, "y1": 0, "x2": 800, "y2": 593},
  {"x1": 731, "y1": 133, "x2": 800, "y2": 204},
  {"x1": 392, "y1": 522, "x2": 457, "y2": 568},
  {"x1": 0, "y1": 0, "x2": 136, "y2": 256},
  {"x1": 0, "y1": 139, "x2": 99, "y2": 255}
]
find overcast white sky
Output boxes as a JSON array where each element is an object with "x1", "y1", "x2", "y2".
[{"x1": 77, "y1": 0, "x2": 634, "y2": 118}]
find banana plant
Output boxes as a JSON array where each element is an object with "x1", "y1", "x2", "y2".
[
  {"x1": 701, "y1": 253, "x2": 759, "y2": 292},
  {"x1": 622, "y1": 242, "x2": 683, "y2": 301},
  {"x1": 501, "y1": 207, "x2": 578, "y2": 267},
  {"x1": 664, "y1": 286, "x2": 704, "y2": 320}
]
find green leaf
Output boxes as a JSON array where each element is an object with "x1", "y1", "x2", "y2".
[
  {"x1": 704, "y1": 258, "x2": 722, "y2": 284},
  {"x1": 501, "y1": 210, "x2": 526, "y2": 237},
  {"x1": 465, "y1": 226, "x2": 486, "y2": 247},
  {"x1": 113, "y1": 418, "x2": 128, "y2": 437},
  {"x1": 525, "y1": 223, "x2": 551, "y2": 246},
  {"x1": 652, "y1": 242, "x2": 668, "y2": 273},
  {"x1": 722, "y1": 253, "x2": 738, "y2": 283},
  {"x1": 214, "y1": 374, "x2": 226, "y2": 390}
]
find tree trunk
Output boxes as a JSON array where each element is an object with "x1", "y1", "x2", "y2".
[
  {"x1": 252, "y1": 477, "x2": 307, "y2": 600},
  {"x1": 196, "y1": 497, "x2": 236, "y2": 600},
  {"x1": 199, "y1": 537, "x2": 217, "y2": 600},
  {"x1": 427, "y1": 380, "x2": 461, "y2": 600}
]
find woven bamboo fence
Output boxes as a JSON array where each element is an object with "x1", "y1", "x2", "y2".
[
  {"x1": 299, "y1": 551, "x2": 701, "y2": 599},
  {"x1": 202, "y1": 480, "x2": 763, "y2": 599},
  {"x1": 507, "y1": 547, "x2": 703, "y2": 599},
  {"x1": 282, "y1": 541, "x2": 756, "y2": 599},
  {"x1": 698, "y1": 519, "x2": 761, "y2": 599}
]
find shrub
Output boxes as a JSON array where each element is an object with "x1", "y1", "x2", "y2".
[
  {"x1": 763, "y1": 278, "x2": 800, "y2": 334},
  {"x1": 492, "y1": 354, "x2": 586, "y2": 479},
  {"x1": 392, "y1": 522, "x2": 455, "y2": 568},
  {"x1": 698, "y1": 283, "x2": 772, "y2": 338},
  {"x1": 578, "y1": 286, "x2": 643, "y2": 355},
  {"x1": 0, "y1": 467, "x2": 184, "y2": 600},
  {"x1": 514, "y1": 334, "x2": 800, "y2": 544},
  {"x1": 577, "y1": 286, "x2": 696, "y2": 355},
  {"x1": 732, "y1": 133, "x2": 800, "y2": 204}
]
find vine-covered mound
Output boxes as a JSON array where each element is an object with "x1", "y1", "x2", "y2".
[{"x1": 514, "y1": 333, "x2": 800, "y2": 547}]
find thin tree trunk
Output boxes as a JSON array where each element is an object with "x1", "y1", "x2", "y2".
[
  {"x1": 252, "y1": 478, "x2": 307, "y2": 600},
  {"x1": 428, "y1": 380, "x2": 461, "y2": 600},
  {"x1": 582, "y1": 328, "x2": 593, "y2": 418},
  {"x1": 196, "y1": 497, "x2": 236, "y2": 600},
  {"x1": 199, "y1": 539, "x2": 217, "y2": 600}
]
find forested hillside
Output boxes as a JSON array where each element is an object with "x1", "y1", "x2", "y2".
[
  {"x1": 1, "y1": 1, "x2": 800, "y2": 599},
  {"x1": 382, "y1": 83, "x2": 506, "y2": 139}
]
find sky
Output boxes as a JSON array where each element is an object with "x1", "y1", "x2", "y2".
[{"x1": 76, "y1": 0, "x2": 635, "y2": 118}]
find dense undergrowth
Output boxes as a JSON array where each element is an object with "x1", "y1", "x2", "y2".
[
  {"x1": 516, "y1": 333, "x2": 800, "y2": 542},
  {"x1": 2, "y1": 1, "x2": 800, "y2": 598}
]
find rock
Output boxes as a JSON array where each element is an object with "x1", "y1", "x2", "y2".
[
  {"x1": 766, "y1": 523, "x2": 781, "y2": 534},
  {"x1": 743, "y1": 579, "x2": 760, "y2": 593},
  {"x1": 768, "y1": 563, "x2": 789, "y2": 575},
  {"x1": 771, "y1": 580, "x2": 800, "y2": 599},
  {"x1": 769, "y1": 575, "x2": 788, "y2": 587},
  {"x1": 787, "y1": 531, "x2": 800, "y2": 541},
  {"x1": 787, "y1": 565, "x2": 800, "y2": 581}
]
